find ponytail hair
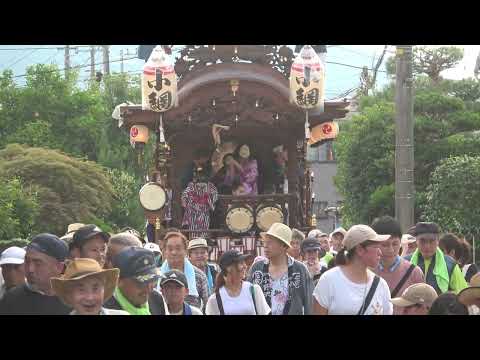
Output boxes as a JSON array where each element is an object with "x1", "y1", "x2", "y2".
[{"x1": 335, "y1": 240, "x2": 379, "y2": 266}]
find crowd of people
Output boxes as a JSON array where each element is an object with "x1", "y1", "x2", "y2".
[{"x1": 0, "y1": 215, "x2": 479, "y2": 315}]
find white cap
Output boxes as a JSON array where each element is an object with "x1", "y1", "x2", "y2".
[{"x1": 0, "y1": 246, "x2": 26, "y2": 266}]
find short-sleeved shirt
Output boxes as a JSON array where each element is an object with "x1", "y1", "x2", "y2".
[
  {"x1": 313, "y1": 267, "x2": 393, "y2": 315},
  {"x1": 374, "y1": 257, "x2": 424, "y2": 314},
  {"x1": 0, "y1": 284, "x2": 71, "y2": 315}
]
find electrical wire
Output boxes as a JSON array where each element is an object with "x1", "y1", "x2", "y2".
[
  {"x1": 326, "y1": 60, "x2": 387, "y2": 73},
  {"x1": 11, "y1": 56, "x2": 140, "y2": 79},
  {"x1": 3, "y1": 47, "x2": 44, "y2": 70}
]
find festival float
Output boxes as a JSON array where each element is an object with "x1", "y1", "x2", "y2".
[{"x1": 115, "y1": 45, "x2": 349, "y2": 263}]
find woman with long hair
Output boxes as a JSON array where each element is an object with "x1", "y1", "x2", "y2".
[
  {"x1": 205, "y1": 250, "x2": 270, "y2": 315},
  {"x1": 313, "y1": 225, "x2": 393, "y2": 315}
]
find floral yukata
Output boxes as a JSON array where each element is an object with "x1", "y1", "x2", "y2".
[
  {"x1": 181, "y1": 181, "x2": 218, "y2": 238},
  {"x1": 225, "y1": 159, "x2": 258, "y2": 195}
]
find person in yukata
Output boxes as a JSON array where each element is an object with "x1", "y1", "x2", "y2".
[{"x1": 224, "y1": 144, "x2": 258, "y2": 195}]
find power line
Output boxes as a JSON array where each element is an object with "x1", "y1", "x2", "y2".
[
  {"x1": 11, "y1": 56, "x2": 139, "y2": 79},
  {"x1": 3, "y1": 48, "x2": 43, "y2": 70},
  {"x1": 0, "y1": 46, "x2": 91, "y2": 51},
  {"x1": 326, "y1": 60, "x2": 388, "y2": 73}
]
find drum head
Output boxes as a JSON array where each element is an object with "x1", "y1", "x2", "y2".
[
  {"x1": 139, "y1": 182, "x2": 167, "y2": 211},
  {"x1": 256, "y1": 205, "x2": 284, "y2": 231},
  {"x1": 226, "y1": 206, "x2": 254, "y2": 233}
]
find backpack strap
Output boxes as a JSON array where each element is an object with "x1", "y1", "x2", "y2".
[
  {"x1": 215, "y1": 289, "x2": 225, "y2": 315},
  {"x1": 357, "y1": 275, "x2": 380, "y2": 315},
  {"x1": 391, "y1": 264, "x2": 416, "y2": 298},
  {"x1": 250, "y1": 284, "x2": 258, "y2": 315},
  {"x1": 262, "y1": 262, "x2": 271, "y2": 307},
  {"x1": 282, "y1": 265, "x2": 294, "y2": 315}
]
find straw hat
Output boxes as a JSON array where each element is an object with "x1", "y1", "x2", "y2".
[
  {"x1": 60, "y1": 223, "x2": 85, "y2": 242},
  {"x1": 458, "y1": 273, "x2": 480, "y2": 306},
  {"x1": 260, "y1": 222, "x2": 292, "y2": 248},
  {"x1": 51, "y1": 258, "x2": 119, "y2": 306}
]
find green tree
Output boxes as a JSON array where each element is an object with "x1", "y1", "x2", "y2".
[
  {"x1": 106, "y1": 168, "x2": 145, "y2": 232},
  {"x1": 386, "y1": 46, "x2": 464, "y2": 84},
  {"x1": 0, "y1": 144, "x2": 114, "y2": 235},
  {"x1": 335, "y1": 102, "x2": 395, "y2": 226},
  {"x1": 0, "y1": 64, "x2": 105, "y2": 160},
  {"x1": 423, "y1": 155, "x2": 480, "y2": 244},
  {"x1": 0, "y1": 177, "x2": 39, "y2": 241},
  {"x1": 336, "y1": 80, "x2": 480, "y2": 225}
]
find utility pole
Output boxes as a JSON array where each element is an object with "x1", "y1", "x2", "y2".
[
  {"x1": 102, "y1": 45, "x2": 110, "y2": 75},
  {"x1": 395, "y1": 45, "x2": 415, "y2": 232},
  {"x1": 120, "y1": 49, "x2": 124, "y2": 73},
  {"x1": 90, "y1": 45, "x2": 96, "y2": 81},
  {"x1": 64, "y1": 45, "x2": 71, "y2": 78}
]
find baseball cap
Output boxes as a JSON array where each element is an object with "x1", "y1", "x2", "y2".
[
  {"x1": 413, "y1": 222, "x2": 440, "y2": 237},
  {"x1": 342, "y1": 225, "x2": 390, "y2": 251},
  {"x1": 27, "y1": 233, "x2": 69, "y2": 262},
  {"x1": 218, "y1": 250, "x2": 252, "y2": 272},
  {"x1": 71, "y1": 224, "x2": 110, "y2": 249},
  {"x1": 187, "y1": 238, "x2": 208, "y2": 251},
  {"x1": 113, "y1": 246, "x2": 160, "y2": 283},
  {"x1": 0, "y1": 246, "x2": 26, "y2": 266},
  {"x1": 391, "y1": 283, "x2": 438, "y2": 307},
  {"x1": 301, "y1": 237, "x2": 326, "y2": 257},
  {"x1": 331, "y1": 227, "x2": 347, "y2": 238},
  {"x1": 307, "y1": 229, "x2": 328, "y2": 238},
  {"x1": 160, "y1": 270, "x2": 188, "y2": 288}
]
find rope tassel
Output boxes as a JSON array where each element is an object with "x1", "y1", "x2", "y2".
[
  {"x1": 305, "y1": 111, "x2": 311, "y2": 140},
  {"x1": 159, "y1": 114, "x2": 165, "y2": 143}
]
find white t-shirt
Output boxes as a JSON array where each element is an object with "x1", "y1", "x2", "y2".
[
  {"x1": 219, "y1": 281, "x2": 258, "y2": 315},
  {"x1": 313, "y1": 267, "x2": 393, "y2": 315},
  {"x1": 206, "y1": 281, "x2": 271, "y2": 315}
]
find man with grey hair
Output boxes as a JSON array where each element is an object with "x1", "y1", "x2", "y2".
[{"x1": 105, "y1": 232, "x2": 142, "y2": 270}]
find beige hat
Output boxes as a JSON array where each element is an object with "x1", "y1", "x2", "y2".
[
  {"x1": 458, "y1": 273, "x2": 480, "y2": 306},
  {"x1": 342, "y1": 224, "x2": 390, "y2": 251},
  {"x1": 331, "y1": 227, "x2": 347, "y2": 238},
  {"x1": 60, "y1": 223, "x2": 85, "y2": 242},
  {"x1": 51, "y1": 258, "x2": 119, "y2": 307},
  {"x1": 391, "y1": 283, "x2": 438, "y2": 307},
  {"x1": 187, "y1": 238, "x2": 209, "y2": 251},
  {"x1": 401, "y1": 234, "x2": 416, "y2": 244},
  {"x1": 308, "y1": 229, "x2": 328, "y2": 238},
  {"x1": 261, "y1": 222, "x2": 292, "y2": 248}
]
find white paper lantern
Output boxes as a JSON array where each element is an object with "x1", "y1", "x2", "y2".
[{"x1": 142, "y1": 46, "x2": 178, "y2": 112}]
